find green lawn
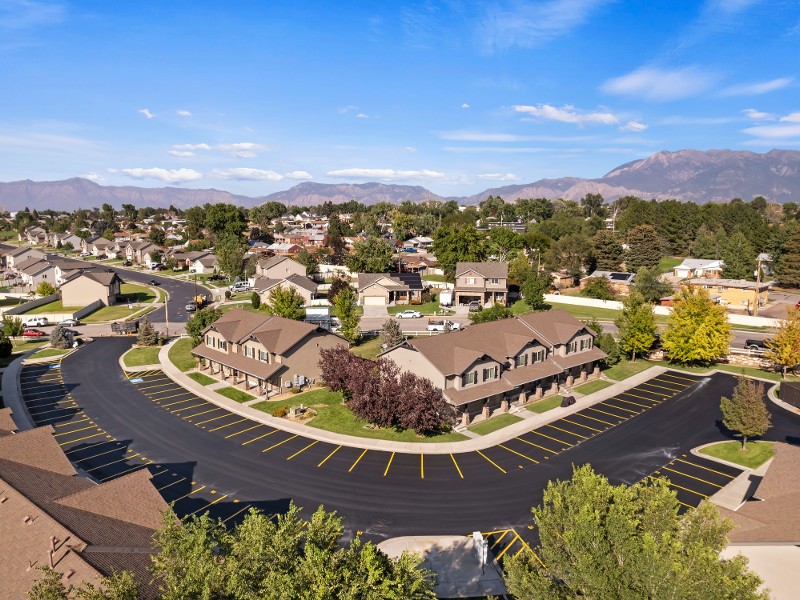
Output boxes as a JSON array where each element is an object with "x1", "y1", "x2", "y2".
[
  {"x1": 25, "y1": 300, "x2": 83, "y2": 314},
  {"x1": 526, "y1": 395, "x2": 563, "y2": 413},
  {"x1": 81, "y1": 304, "x2": 142, "y2": 323},
  {"x1": 699, "y1": 441, "x2": 775, "y2": 469},
  {"x1": 573, "y1": 379, "x2": 613, "y2": 395},
  {"x1": 120, "y1": 283, "x2": 156, "y2": 303},
  {"x1": 0, "y1": 230, "x2": 17, "y2": 240},
  {"x1": 421, "y1": 274, "x2": 449, "y2": 283},
  {"x1": 350, "y1": 336, "x2": 385, "y2": 360},
  {"x1": 658, "y1": 256, "x2": 684, "y2": 274},
  {"x1": 252, "y1": 388, "x2": 469, "y2": 443},
  {"x1": 168, "y1": 337, "x2": 196, "y2": 372},
  {"x1": 0, "y1": 340, "x2": 48, "y2": 368},
  {"x1": 388, "y1": 300, "x2": 443, "y2": 316},
  {"x1": 217, "y1": 386, "x2": 255, "y2": 403},
  {"x1": 123, "y1": 346, "x2": 161, "y2": 367},
  {"x1": 188, "y1": 372, "x2": 217, "y2": 386},
  {"x1": 30, "y1": 347, "x2": 70, "y2": 359},
  {"x1": 602, "y1": 359, "x2": 655, "y2": 381},
  {"x1": 218, "y1": 302, "x2": 260, "y2": 315},
  {"x1": 468, "y1": 413, "x2": 522, "y2": 435},
  {"x1": 0, "y1": 297, "x2": 24, "y2": 307}
]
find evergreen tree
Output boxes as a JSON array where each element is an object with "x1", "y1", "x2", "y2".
[
  {"x1": 592, "y1": 230, "x2": 623, "y2": 271},
  {"x1": 764, "y1": 307, "x2": 800, "y2": 378},
  {"x1": 334, "y1": 285, "x2": 361, "y2": 343},
  {"x1": 522, "y1": 271, "x2": 551, "y2": 310},
  {"x1": 263, "y1": 285, "x2": 306, "y2": 320},
  {"x1": 295, "y1": 247, "x2": 319, "y2": 276},
  {"x1": 49, "y1": 325, "x2": 71, "y2": 349},
  {"x1": 720, "y1": 377, "x2": 771, "y2": 449},
  {"x1": 721, "y1": 229, "x2": 756, "y2": 280},
  {"x1": 626, "y1": 224, "x2": 662, "y2": 271},
  {"x1": 774, "y1": 226, "x2": 800, "y2": 287},
  {"x1": 380, "y1": 318, "x2": 404, "y2": 349},
  {"x1": 136, "y1": 318, "x2": 159, "y2": 346},
  {"x1": 0, "y1": 334, "x2": 12, "y2": 358},
  {"x1": 615, "y1": 290, "x2": 657, "y2": 361},
  {"x1": 632, "y1": 266, "x2": 671, "y2": 303},
  {"x1": 662, "y1": 285, "x2": 731, "y2": 365},
  {"x1": 250, "y1": 291, "x2": 261, "y2": 310}
]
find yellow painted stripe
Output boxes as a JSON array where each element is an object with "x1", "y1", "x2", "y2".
[
  {"x1": 225, "y1": 423, "x2": 264, "y2": 438},
  {"x1": 53, "y1": 417, "x2": 90, "y2": 428},
  {"x1": 287, "y1": 440, "x2": 319, "y2": 460},
  {"x1": 35, "y1": 411, "x2": 85, "y2": 425},
  {"x1": 156, "y1": 477, "x2": 186, "y2": 492},
  {"x1": 148, "y1": 390, "x2": 194, "y2": 402},
  {"x1": 194, "y1": 413, "x2": 233, "y2": 426},
  {"x1": 561, "y1": 417, "x2": 602, "y2": 433},
  {"x1": 495, "y1": 533, "x2": 520, "y2": 560},
  {"x1": 611, "y1": 396, "x2": 652, "y2": 409},
  {"x1": 261, "y1": 434, "x2": 298, "y2": 453},
  {"x1": 675, "y1": 457, "x2": 736, "y2": 479},
  {"x1": 662, "y1": 466, "x2": 723, "y2": 488},
  {"x1": 98, "y1": 463, "x2": 147, "y2": 482},
  {"x1": 660, "y1": 372, "x2": 697, "y2": 383},
  {"x1": 59, "y1": 431, "x2": 106, "y2": 446},
  {"x1": 241, "y1": 429, "x2": 278, "y2": 445},
  {"x1": 601, "y1": 401, "x2": 639, "y2": 415},
  {"x1": 640, "y1": 381, "x2": 682, "y2": 393},
  {"x1": 571, "y1": 411, "x2": 615, "y2": 427},
  {"x1": 585, "y1": 406, "x2": 625, "y2": 420},
  {"x1": 476, "y1": 450, "x2": 507, "y2": 474},
  {"x1": 86, "y1": 453, "x2": 139, "y2": 472},
  {"x1": 420, "y1": 454, "x2": 424, "y2": 479},
  {"x1": 53, "y1": 425, "x2": 97, "y2": 437},
  {"x1": 383, "y1": 452, "x2": 395, "y2": 476},
  {"x1": 318, "y1": 445, "x2": 342, "y2": 467},
  {"x1": 650, "y1": 475, "x2": 708, "y2": 498},
  {"x1": 171, "y1": 402, "x2": 208, "y2": 414},
  {"x1": 69, "y1": 445, "x2": 124, "y2": 462},
  {"x1": 160, "y1": 397, "x2": 198, "y2": 408},
  {"x1": 184, "y1": 407, "x2": 223, "y2": 420},
  {"x1": 516, "y1": 435, "x2": 557, "y2": 455},
  {"x1": 172, "y1": 485, "x2": 206, "y2": 502},
  {"x1": 529, "y1": 429, "x2": 572, "y2": 447},
  {"x1": 490, "y1": 529, "x2": 510, "y2": 549},
  {"x1": 450, "y1": 453, "x2": 464, "y2": 479},
  {"x1": 188, "y1": 494, "x2": 228, "y2": 517},
  {"x1": 137, "y1": 381, "x2": 174, "y2": 391},
  {"x1": 620, "y1": 390, "x2": 662, "y2": 402},
  {"x1": 223, "y1": 504, "x2": 252, "y2": 523},
  {"x1": 547, "y1": 423, "x2": 589, "y2": 440},
  {"x1": 209, "y1": 418, "x2": 247, "y2": 432},
  {"x1": 498, "y1": 444, "x2": 539, "y2": 464},
  {"x1": 348, "y1": 449, "x2": 368, "y2": 472}
]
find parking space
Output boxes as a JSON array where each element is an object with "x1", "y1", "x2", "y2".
[
  {"x1": 474, "y1": 528, "x2": 541, "y2": 566},
  {"x1": 648, "y1": 452, "x2": 742, "y2": 510}
]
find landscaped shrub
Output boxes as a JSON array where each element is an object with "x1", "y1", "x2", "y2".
[
  {"x1": 2, "y1": 316, "x2": 24, "y2": 337},
  {"x1": 49, "y1": 325, "x2": 71, "y2": 349},
  {"x1": 137, "y1": 318, "x2": 160, "y2": 346},
  {"x1": 0, "y1": 335, "x2": 12, "y2": 358},
  {"x1": 272, "y1": 406, "x2": 289, "y2": 418}
]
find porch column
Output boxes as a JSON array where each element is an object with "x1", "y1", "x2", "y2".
[
  {"x1": 535, "y1": 386, "x2": 543, "y2": 400},
  {"x1": 566, "y1": 374, "x2": 574, "y2": 388},
  {"x1": 550, "y1": 380, "x2": 558, "y2": 395},
  {"x1": 579, "y1": 369, "x2": 587, "y2": 383},
  {"x1": 592, "y1": 364, "x2": 600, "y2": 379},
  {"x1": 518, "y1": 389, "x2": 527, "y2": 405},
  {"x1": 461, "y1": 412, "x2": 470, "y2": 427},
  {"x1": 481, "y1": 405, "x2": 491, "y2": 420},
  {"x1": 500, "y1": 399, "x2": 509, "y2": 413}
]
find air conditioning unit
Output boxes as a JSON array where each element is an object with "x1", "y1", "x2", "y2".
[{"x1": 284, "y1": 381, "x2": 293, "y2": 389}]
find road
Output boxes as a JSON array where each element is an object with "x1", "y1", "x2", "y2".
[{"x1": 20, "y1": 337, "x2": 800, "y2": 549}]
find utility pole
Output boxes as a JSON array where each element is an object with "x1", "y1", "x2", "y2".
[
  {"x1": 164, "y1": 288, "x2": 170, "y2": 338},
  {"x1": 753, "y1": 255, "x2": 763, "y2": 317}
]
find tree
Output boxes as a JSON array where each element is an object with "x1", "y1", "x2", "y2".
[
  {"x1": 345, "y1": 236, "x2": 395, "y2": 273},
  {"x1": 149, "y1": 250, "x2": 161, "y2": 264},
  {"x1": 504, "y1": 465, "x2": 767, "y2": 600},
  {"x1": 263, "y1": 285, "x2": 306, "y2": 320},
  {"x1": 431, "y1": 225, "x2": 485, "y2": 279},
  {"x1": 397, "y1": 371, "x2": 451, "y2": 435},
  {"x1": 774, "y1": 225, "x2": 800, "y2": 287},
  {"x1": 486, "y1": 227, "x2": 522, "y2": 262},
  {"x1": 691, "y1": 224, "x2": 722, "y2": 259},
  {"x1": 580, "y1": 277, "x2": 614, "y2": 300},
  {"x1": 137, "y1": 318, "x2": 159, "y2": 346},
  {"x1": 318, "y1": 345, "x2": 355, "y2": 393},
  {"x1": 334, "y1": 285, "x2": 361, "y2": 343},
  {"x1": 522, "y1": 271, "x2": 551, "y2": 310},
  {"x1": 592, "y1": 230, "x2": 623, "y2": 271},
  {"x1": 543, "y1": 233, "x2": 592, "y2": 277},
  {"x1": 186, "y1": 307, "x2": 222, "y2": 347},
  {"x1": 580, "y1": 192, "x2": 604, "y2": 217},
  {"x1": 327, "y1": 277, "x2": 351, "y2": 305},
  {"x1": 508, "y1": 253, "x2": 533, "y2": 286},
  {"x1": 765, "y1": 307, "x2": 800, "y2": 378},
  {"x1": 721, "y1": 377, "x2": 771, "y2": 449},
  {"x1": 36, "y1": 281, "x2": 57, "y2": 297},
  {"x1": 205, "y1": 203, "x2": 248, "y2": 238},
  {"x1": 632, "y1": 266, "x2": 671, "y2": 304},
  {"x1": 626, "y1": 224, "x2": 662, "y2": 271},
  {"x1": 296, "y1": 247, "x2": 319, "y2": 275},
  {"x1": 583, "y1": 318, "x2": 620, "y2": 365},
  {"x1": 2, "y1": 315, "x2": 24, "y2": 337},
  {"x1": 215, "y1": 234, "x2": 245, "y2": 279},
  {"x1": 469, "y1": 304, "x2": 512, "y2": 323},
  {"x1": 27, "y1": 567, "x2": 70, "y2": 600},
  {"x1": 722, "y1": 229, "x2": 756, "y2": 280},
  {"x1": 250, "y1": 291, "x2": 261, "y2": 310},
  {"x1": 662, "y1": 285, "x2": 731, "y2": 365},
  {"x1": 49, "y1": 325, "x2": 71, "y2": 349},
  {"x1": 381, "y1": 318, "x2": 404, "y2": 349},
  {"x1": 28, "y1": 567, "x2": 139, "y2": 600},
  {"x1": 615, "y1": 290, "x2": 657, "y2": 361},
  {"x1": 148, "y1": 227, "x2": 166, "y2": 246},
  {"x1": 0, "y1": 334, "x2": 12, "y2": 358}
]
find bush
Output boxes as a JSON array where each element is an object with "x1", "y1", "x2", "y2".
[
  {"x1": 36, "y1": 281, "x2": 57, "y2": 297},
  {"x1": 250, "y1": 291, "x2": 261, "y2": 310},
  {"x1": 137, "y1": 318, "x2": 160, "y2": 346},
  {"x1": 0, "y1": 335, "x2": 12, "y2": 358},
  {"x1": 290, "y1": 387, "x2": 302, "y2": 394},
  {"x1": 49, "y1": 325, "x2": 71, "y2": 349},
  {"x1": 225, "y1": 290, "x2": 232, "y2": 300},
  {"x1": 2, "y1": 315, "x2": 23, "y2": 337},
  {"x1": 272, "y1": 406, "x2": 289, "y2": 417}
]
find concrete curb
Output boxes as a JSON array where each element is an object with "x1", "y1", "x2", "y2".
[
  {"x1": 691, "y1": 441, "x2": 775, "y2": 511},
  {"x1": 766, "y1": 382, "x2": 800, "y2": 415},
  {"x1": 153, "y1": 338, "x2": 673, "y2": 454},
  {"x1": 3, "y1": 348, "x2": 46, "y2": 431},
  {"x1": 117, "y1": 345, "x2": 162, "y2": 373}
]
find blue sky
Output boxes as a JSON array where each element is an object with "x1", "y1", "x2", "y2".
[{"x1": 1, "y1": 0, "x2": 799, "y2": 197}]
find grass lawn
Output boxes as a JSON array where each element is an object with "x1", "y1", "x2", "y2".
[
  {"x1": 25, "y1": 300, "x2": 83, "y2": 314},
  {"x1": 0, "y1": 297, "x2": 24, "y2": 307},
  {"x1": 388, "y1": 300, "x2": 443, "y2": 316},
  {"x1": 602, "y1": 359, "x2": 655, "y2": 381},
  {"x1": 510, "y1": 300, "x2": 533, "y2": 315},
  {"x1": 0, "y1": 340, "x2": 48, "y2": 368},
  {"x1": 168, "y1": 337, "x2": 196, "y2": 372},
  {"x1": 350, "y1": 336, "x2": 385, "y2": 360},
  {"x1": 0, "y1": 230, "x2": 17, "y2": 240},
  {"x1": 699, "y1": 441, "x2": 775, "y2": 469},
  {"x1": 658, "y1": 256, "x2": 684, "y2": 274},
  {"x1": 217, "y1": 386, "x2": 255, "y2": 403},
  {"x1": 218, "y1": 302, "x2": 260, "y2": 315},
  {"x1": 30, "y1": 347, "x2": 70, "y2": 359},
  {"x1": 123, "y1": 346, "x2": 161, "y2": 367},
  {"x1": 574, "y1": 379, "x2": 613, "y2": 395},
  {"x1": 120, "y1": 283, "x2": 156, "y2": 303},
  {"x1": 527, "y1": 395, "x2": 563, "y2": 413},
  {"x1": 252, "y1": 388, "x2": 469, "y2": 443},
  {"x1": 421, "y1": 274, "x2": 449, "y2": 283},
  {"x1": 188, "y1": 372, "x2": 216, "y2": 386},
  {"x1": 82, "y1": 304, "x2": 141, "y2": 323},
  {"x1": 468, "y1": 413, "x2": 522, "y2": 435}
]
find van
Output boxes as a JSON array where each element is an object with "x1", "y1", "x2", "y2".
[{"x1": 229, "y1": 281, "x2": 251, "y2": 293}]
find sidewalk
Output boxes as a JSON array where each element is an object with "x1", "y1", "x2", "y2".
[
  {"x1": 157, "y1": 338, "x2": 669, "y2": 454},
  {"x1": 692, "y1": 442, "x2": 774, "y2": 511}
]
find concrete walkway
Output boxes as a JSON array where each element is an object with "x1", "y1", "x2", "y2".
[
  {"x1": 693, "y1": 442, "x2": 774, "y2": 511},
  {"x1": 156, "y1": 337, "x2": 670, "y2": 454}
]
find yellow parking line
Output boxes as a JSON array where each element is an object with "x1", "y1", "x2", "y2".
[
  {"x1": 675, "y1": 498, "x2": 695, "y2": 509},
  {"x1": 476, "y1": 450, "x2": 507, "y2": 474},
  {"x1": 561, "y1": 417, "x2": 603, "y2": 433},
  {"x1": 157, "y1": 477, "x2": 186, "y2": 492},
  {"x1": 490, "y1": 530, "x2": 510, "y2": 549},
  {"x1": 172, "y1": 402, "x2": 208, "y2": 414},
  {"x1": 516, "y1": 435, "x2": 557, "y2": 455},
  {"x1": 498, "y1": 444, "x2": 539, "y2": 464},
  {"x1": 86, "y1": 453, "x2": 140, "y2": 472},
  {"x1": 287, "y1": 440, "x2": 319, "y2": 460},
  {"x1": 148, "y1": 390, "x2": 194, "y2": 401},
  {"x1": 495, "y1": 533, "x2": 520, "y2": 560},
  {"x1": 348, "y1": 449, "x2": 368, "y2": 472},
  {"x1": 188, "y1": 494, "x2": 229, "y2": 517},
  {"x1": 529, "y1": 429, "x2": 572, "y2": 447},
  {"x1": 172, "y1": 485, "x2": 206, "y2": 502},
  {"x1": 223, "y1": 504, "x2": 251, "y2": 523},
  {"x1": 318, "y1": 445, "x2": 342, "y2": 467},
  {"x1": 601, "y1": 401, "x2": 639, "y2": 414},
  {"x1": 648, "y1": 378, "x2": 685, "y2": 391},
  {"x1": 53, "y1": 417, "x2": 90, "y2": 428},
  {"x1": 261, "y1": 434, "x2": 298, "y2": 453},
  {"x1": 675, "y1": 457, "x2": 736, "y2": 479},
  {"x1": 420, "y1": 454, "x2": 424, "y2": 479},
  {"x1": 585, "y1": 406, "x2": 625, "y2": 420},
  {"x1": 53, "y1": 425, "x2": 97, "y2": 437},
  {"x1": 546, "y1": 423, "x2": 589, "y2": 440},
  {"x1": 621, "y1": 390, "x2": 662, "y2": 402},
  {"x1": 225, "y1": 423, "x2": 264, "y2": 438},
  {"x1": 59, "y1": 431, "x2": 106, "y2": 446},
  {"x1": 660, "y1": 372, "x2": 697, "y2": 383},
  {"x1": 195, "y1": 413, "x2": 233, "y2": 426},
  {"x1": 159, "y1": 396, "x2": 197, "y2": 408},
  {"x1": 209, "y1": 418, "x2": 247, "y2": 432},
  {"x1": 611, "y1": 396, "x2": 652, "y2": 409},
  {"x1": 184, "y1": 407, "x2": 223, "y2": 420},
  {"x1": 241, "y1": 429, "x2": 278, "y2": 445},
  {"x1": 383, "y1": 452, "x2": 395, "y2": 476},
  {"x1": 652, "y1": 476, "x2": 708, "y2": 498},
  {"x1": 450, "y1": 453, "x2": 464, "y2": 479},
  {"x1": 99, "y1": 463, "x2": 147, "y2": 481},
  {"x1": 70, "y1": 445, "x2": 125, "y2": 462},
  {"x1": 662, "y1": 466, "x2": 723, "y2": 488},
  {"x1": 640, "y1": 381, "x2": 681, "y2": 394}
]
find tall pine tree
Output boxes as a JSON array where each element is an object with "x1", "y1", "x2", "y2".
[
  {"x1": 626, "y1": 225, "x2": 662, "y2": 271},
  {"x1": 774, "y1": 226, "x2": 800, "y2": 287},
  {"x1": 592, "y1": 230, "x2": 624, "y2": 271},
  {"x1": 721, "y1": 229, "x2": 755, "y2": 280}
]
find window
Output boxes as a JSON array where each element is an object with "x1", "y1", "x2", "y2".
[
  {"x1": 244, "y1": 346, "x2": 255, "y2": 358},
  {"x1": 483, "y1": 366, "x2": 498, "y2": 381},
  {"x1": 489, "y1": 278, "x2": 499, "y2": 284},
  {"x1": 533, "y1": 349, "x2": 545, "y2": 363},
  {"x1": 219, "y1": 340, "x2": 228, "y2": 352},
  {"x1": 515, "y1": 354, "x2": 528, "y2": 367},
  {"x1": 466, "y1": 277, "x2": 476, "y2": 284},
  {"x1": 259, "y1": 350, "x2": 269, "y2": 363},
  {"x1": 568, "y1": 341, "x2": 577, "y2": 353},
  {"x1": 461, "y1": 371, "x2": 477, "y2": 386},
  {"x1": 580, "y1": 338, "x2": 592, "y2": 351}
]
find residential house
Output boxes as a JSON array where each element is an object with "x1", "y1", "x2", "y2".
[
  {"x1": 144, "y1": 251, "x2": 164, "y2": 268},
  {"x1": 403, "y1": 236, "x2": 434, "y2": 250},
  {"x1": 266, "y1": 243, "x2": 302, "y2": 255},
  {"x1": 80, "y1": 235, "x2": 113, "y2": 257},
  {"x1": 191, "y1": 254, "x2": 218, "y2": 274},
  {"x1": 192, "y1": 309, "x2": 344, "y2": 396},
  {"x1": 22, "y1": 225, "x2": 48, "y2": 245},
  {"x1": 381, "y1": 309, "x2": 605, "y2": 421},
  {"x1": 49, "y1": 232, "x2": 83, "y2": 250},
  {"x1": 5, "y1": 246, "x2": 45, "y2": 269},
  {"x1": 125, "y1": 241, "x2": 159, "y2": 264},
  {"x1": 16, "y1": 256, "x2": 57, "y2": 288},
  {"x1": 254, "y1": 274, "x2": 318, "y2": 304},
  {"x1": 396, "y1": 253, "x2": 439, "y2": 276},
  {"x1": 0, "y1": 417, "x2": 167, "y2": 598},
  {"x1": 256, "y1": 255, "x2": 307, "y2": 279},
  {"x1": 687, "y1": 278, "x2": 771, "y2": 311},
  {"x1": 60, "y1": 271, "x2": 123, "y2": 307},
  {"x1": 579, "y1": 271, "x2": 636, "y2": 296},
  {"x1": 357, "y1": 272, "x2": 423, "y2": 306},
  {"x1": 674, "y1": 259, "x2": 724, "y2": 279},
  {"x1": 551, "y1": 271, "x2": 576, "y2": 290},
  {"x1": 454, "y1": 261, "x2": 508, "y2": 308}
]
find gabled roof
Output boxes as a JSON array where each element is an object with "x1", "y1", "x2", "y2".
[
  {"x1": 0, "y1": 407, "x2": 18, "y2": 436},
  {"x1": 63, "y1": 270, "x2": 123, "y2": 287},
  {"x1": 253, "y1": 274, "x2": 317, "y2": 294},
  {"x1": 675, "y1": 258, "x2": 724, "y2": 270},
  {"x1": 583, "y1": 270, "x2": 636, "y2": 284},
  {"x1": 456, "y1": 261, "x2": 508, "y2": 278},
  {"x1": 0, "y1": 426, "x2": 76, "y2": 475},
  {"x1": 357, "y1": 272, "x2": 423, "y2": 292},
  {"x1": 258, "y1": 254, "x2": 298, "y2": 271},
  {"x1": 204, "y1": 309, "x2": 328, "y2": 355},
  {"x1": 517, "y1": 309, "x2": 588, "y2": 346}
]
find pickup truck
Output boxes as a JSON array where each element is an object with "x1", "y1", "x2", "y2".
[{"x1": 426, "y1": 319, "x2": 461, "y2": 332}]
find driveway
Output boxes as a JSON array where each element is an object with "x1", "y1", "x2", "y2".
[{"x1": 362, "y1": 303, "x2": 389, "y2": 318}]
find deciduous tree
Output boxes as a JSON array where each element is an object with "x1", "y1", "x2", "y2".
[
  {"x1": 36, "y1": 281, "x2": 57, "y2": 297},
  {"x1": 431, "y1": 225, "x2": 485, "y2": 278},
  {"x1": 397, "y1": 371, "x2": 451, "y2": 435},
  {"x1": 662, "y1": 285, "x2": 731, "y2": 365},
  {"x1": 215, "y1": 234, "x2": 246, "y2": 279},
  {"x1": 263, "y1": 285, "x2": 306, "y2": 320},
  {"x1": 521, "y1": 271, "x2": 551, "y2": 310},
  {"x1": 720, "y1": 377, "x2": 771, "y2": 449},
  {"x1": 580, "y1": 276, "x2": 614, "y2": 300},
  {"x1": 468, "y1": 303, "x2": 512, "y2": 323},
  {"x1": 765, "y1": 307, "x2": 800, "y2": 378},
  {"x1": 584, "y1": 318, "x2": 620, "y2": 366},
  {"x1": 334, "y1": 285, "x2": 361, "y2": 343},
  {"x1": 615, "y1": 290, "x2": 656, "y2": 361},
  {"x1": 186, "y1": 307, "x2": 222, "y2": 347},
  {"x1": 381, "y1": 318, "x2": 404, "y2": 349},
  {"x1": 345, "y1": 236, "x2": 395, "y2": 273},
  {"x1": 632, "y1": 266, "x2": 671, "y2": 304}
]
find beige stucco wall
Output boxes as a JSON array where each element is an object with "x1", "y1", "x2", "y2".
[
  {"x1": 281, "y1": 331, "x2": 345, "y2": 385},
  {"x1": 61, "y1": 277, "x2": 113, "y2": 307},
  {"x1": 358, "y1": 284, "x2": 390, "y2": 305},
  {"x1": 259, "y1": 282, "x2": 314, "y2": 305},
  {"x1": 260, "y1": 259, "x2": 306, "y2": 279},
  {"x1": 381, "y1": 346, "x2": 445, "y2": 388},
  {"x1": 454, "y1": 356, "x2": 502, "y2": 390}
]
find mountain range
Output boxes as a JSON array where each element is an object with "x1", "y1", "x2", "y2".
[{"x1": 1, "y1": 149, "x2": 799, "y2": 212}]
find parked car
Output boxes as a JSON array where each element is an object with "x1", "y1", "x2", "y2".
[
  {"x1": 59, "y1": 318, "x2": 81, "y2": 326},
  {"x1": 185, "y1": 301, "x2": 198, "y2": 312},
  {"x1": 426, "y1": 319, "x2": 461, "y2": 332},
  {"x1": 149, "y1": 262, "x2": 162, "y2": 270},
  {"x1": 79, "y1": 252, "x2": 90, "y2": 257},
  {"x1": 148, "y1": 279, "x2": 161, "y2": 286},
  {"x1": 229, "y1": 281, "x2": 251, "y2": 293},
  {"x1": 467, "y1": 301, "x2": 482, "y2": 312},
  {"x1": 122, "y1": 260, "x2": 133, "y2": 266},
  {"x1": 208, "y1": 274, "x2": 224, "y2": 282},
  {"x1": 153, "y1": 264, "x2": 167, "y2": 271},
  {"x1": 106, "y1": 268, "x2": 115, "y2": 273},
  {"x1": 22, "y1": 328, "x2": 47, "y2": 337},
  {"x1": 560, "y1": 395, "x2": 577, "y2": 407},
  {"x1": 396, "y1": 309, "x2": 422, "y2": 319},
  {"x1": 24, "y1": 317, "x2": 49, "y2": 327},
  {"x1": 744, "y1": 338, "x2": 771, "y2": 351}
]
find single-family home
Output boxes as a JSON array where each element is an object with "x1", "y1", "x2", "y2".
[
  {"x1": 16, "y1": 257, "x2": 57, "y2": 288},
  {"x1": 254, "y1": 274, "x2": 318, "y2": 305},
  {"x1": 256, "y1": 255, "x2": 307, "y2": 279},
  {"x1": 125, "y1": 241, "x2": 159, "y2": 264},
  {"x1": 60, "y1": 271, "x2": 124, "y2": 307},
  {"x1": 266, "y1": 243, "x2": 302, "y2": 255},
  {"x1": 190, "y1": 254, "x2": 218, "y2": 274},
  {"x1": 50, "y1": 232, "x2": 83, "y2": 250},
  {"x1": 192, "y1": 309, "x2": 344, "y2": 396},
  {"x1": 381, "y1": 309, "x2": 606, "y2": 422},
  {"x1": 687, "y1": 278, "x2": 771, "y2": 311},
  {"x1": 357, "y1": 272, "x2": 423, "y2": 306},
  {"x1": 403, "y1": 236, "x2": 434, "y2": 250},
  {"x1": 22, "y1": 226, "x2": 48, "y2": 245},
  {"x1": 551, "y1": 271, "x2": 576, "y2": 290},
  {"x1": 674, "y1": 259, "x2": 724, "y2": 279},
  {"x1": 454, "y1": 262, "x2": 508, "y2": 308},
  {"x1": 396, "y1": 253, "x2": 439, "y2": 275},
  {"x1": 579, "y1": 271, "x2": 637, "y2": 296},
  {"x1": 5, "y1": 246, "x2": 45, "y2": 269}
]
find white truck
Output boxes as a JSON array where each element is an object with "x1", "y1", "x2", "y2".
[
  {"x1": 438, "y1": 290, "x2": 453, "y2": 307},
  {"x1": 426, "y1": 319, "x2": 460, "y2": 332}
]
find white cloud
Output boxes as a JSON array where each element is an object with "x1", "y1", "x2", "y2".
[
  {"x1": 478, "y1": 173, "x2": 520, "y2": 181},
  {"x1": 403, "y1": 146, "x2": 417, "y2": 152},
  {"x1": 119, "y1": 167, "x2": 202, "y2": 183},
  {"x1": 337, "y1": 105, "x2": 358, "y2": 114},
  {"x1": 741, "y1": 123, "x2": 800, "y2": 139},
  {"x1": 177, "y1": 109, "x2": 192, "y2": 117},
  {"x1": 169, "y1": 142, "x2": 267, "y2": 158},
  {"x1": 461, "y1": 103, "x2": 470, "y2": 109},
  {"x1": 326, "y1": 168, "x2": 447, "y2": 181},
  {"x1": 210, "y1": 168, "x2": 284, "y2": 181},
  {"x1": 620, "y1": 120, "x2": 648, "y2": 132},
  {"x1": 444, "y1": 146, "x2": 549, "y2": 154},
  {"x1": 79, "y1": 172, "x2": 104, "y2": 183},
  {"x1": 658, "y1": 115, "x2": 738, "y2": 125},
  {"x1": 138, "y1": 108, "x2": 155, "y2": 120},
  {"x1": 743, "y1": 108, "x2": 775, "y2": 121},
  {"x1": 217, "y1": 142, "x2": 267, "y2": 152},
  {"x1": 602, "y1": 66, "x2": 715, "y2": 101},
  {"x1": 231, "y1": 151, "x2": 257, "y2": 159},
  {"x1": 168, "y1": 150, "x2": 195, "y2": 157},
  {"x1": 440, "y1": 130, "x2": 535, "y2": 142},
  {"x1": 172, "y1": 143, "x2": 211, "y2": 151},
  {"x1": 720, "y1": 77, "x2": 793, "y2": 96},
  {"x1": 285, "y1": 170, "x2": 313, "y2": 180},
  {"x1": 780, "y1": 113, "x2": 800, "y2": 123},
  {"x1": 513, "y1": 104, "x2": 619, "y2": 126},
  {"x1": 355, "y1": 113, "x2": 370, "y2": 119},
  {"x1": 481, "y1": 0, "x2": 613, "y2": 52}
]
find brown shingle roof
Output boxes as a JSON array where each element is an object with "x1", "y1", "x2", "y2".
[
  {"x1": 192, "y1": 344, "x2": 283, "y2": 380},
  {"x1": 206, "y1": 309, "x2": 326, "y2": 354},
  {"x1": 456, "y1": 261, "x2": 508, "y2": 278},
  {"x1": 0, "y1": 406, "x2": 17, "y2": 435},
  {"x1": 0, "y1": 427, "x2": 76, "y2": 475},
  {"x1": 518, "y1": 309, "x2": 589, "y2": 346},
  {"x1": 553, "y1": 347, "x2": 607, "y2": 370},
  {"x1": 253, "y1": 274, "x2": 318, "y2": 294}
]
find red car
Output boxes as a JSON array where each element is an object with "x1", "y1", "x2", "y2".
[{"x1": 22, "y1": 328, "x2": 47, "y2": 337}]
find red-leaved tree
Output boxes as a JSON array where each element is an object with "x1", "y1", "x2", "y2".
[
  {"x1": 397, "y1": 371, "x2": 451, "y2": 435},
  {"x1": 318, "y1": 345, "x2": 353, "y2": 393}
]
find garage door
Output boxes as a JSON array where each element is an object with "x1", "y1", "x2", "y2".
[{"x1": 363, "y1": 295, "x2": 387, "y2": 305}]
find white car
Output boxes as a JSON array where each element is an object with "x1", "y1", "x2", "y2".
[
  {"x1": 426, "y1": 319, "x2": 461, "y2": 332},
  {"x1": 395, "y1": 309, "x2": 422, "y2": 319},
  {"x1": 24, "y1": 316, "x2": 49, "y2": 327}
]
